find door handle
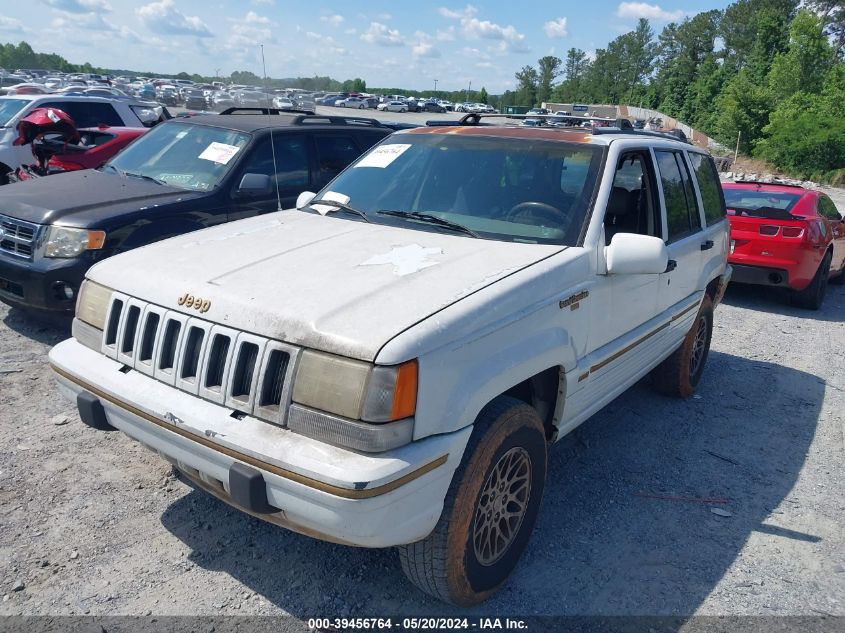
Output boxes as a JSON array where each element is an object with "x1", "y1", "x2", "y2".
[
  {"x1": 700, "y1": 240, "x2": 714, "y2": 251},
  {"x1": 664, "y1": 259, "x2": 677, "y2": 272}
]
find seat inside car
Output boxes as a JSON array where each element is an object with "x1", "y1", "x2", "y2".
[{"x1": 604, "y1": 186, "x2": 644, "y2": 243}]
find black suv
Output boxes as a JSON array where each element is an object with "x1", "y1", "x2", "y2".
[{"x1": 0, "y1": 109, "x2": 397, "y2": 314}]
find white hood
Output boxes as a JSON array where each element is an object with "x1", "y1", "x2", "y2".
[{"x1": 88, "y1": 210, "x2": 564, "y2": 361}]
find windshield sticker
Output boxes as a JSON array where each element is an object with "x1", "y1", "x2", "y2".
[
  {"x1": 354, "y1": 144, "x2": 411, "y2": 169},
  {"x1": 159, "y1": 173, "x2": 193, "y2": 185},
  {"x1": 311, "y1": 191, "x2": 351, "y2": 215},
  {"x1": 199, "y1": 142, "x2": 241, "y2": 165},
  {"x1": 360, "y1": 244, "x2": 443, "y2": 276}
]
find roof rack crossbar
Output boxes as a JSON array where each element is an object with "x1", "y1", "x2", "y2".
[{"x1": 290, "y1": 115, "x2": 386, "y2": 127}]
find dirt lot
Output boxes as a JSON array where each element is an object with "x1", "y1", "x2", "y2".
[{"x1": 1, "y1": 279, "x2": 844, "y2": 620}]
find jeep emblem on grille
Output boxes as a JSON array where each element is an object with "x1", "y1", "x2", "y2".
[{"x1": 177, "y1": 292, "x2": 210, "y2": 313}]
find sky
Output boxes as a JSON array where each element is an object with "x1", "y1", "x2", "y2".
[{"x1": 0, "y1": 0, "x2": 733, "y2": 93}]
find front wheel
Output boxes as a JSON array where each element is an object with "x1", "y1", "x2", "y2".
[
  {"x1": 398, "y1": 396, "x2": 547, "y2": 606},
  {"x1": 401, "y1": 108, "x2": 407, "y2": 113},
  {"x1": 651, "y1": 295, "x2": 713, "y2": 397}
]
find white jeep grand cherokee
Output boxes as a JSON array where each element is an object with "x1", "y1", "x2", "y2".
[{"x1": 50, "y1": 122, "x2": 731, "y2": 605}]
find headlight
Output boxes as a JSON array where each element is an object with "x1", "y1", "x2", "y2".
[
  {"x1": 76, "y1": 280, "x2": 112, "y2": 330},
  {"x1": 44, "y1": 226, "x2": 106, "y2": 258},
  {"x1": 292, "y1": 350, "x2": 417, "y2": 422}
]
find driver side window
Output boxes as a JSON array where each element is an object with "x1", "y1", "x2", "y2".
[{"x1": 604, "y1": 151, "x2": 661, "y2": 245}]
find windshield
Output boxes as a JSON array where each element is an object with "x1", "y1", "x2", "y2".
[
  {"x1": 0, "y1": 99, "x2": 28, "y2": 127},
  {"x1": 314, "y1": 134, "x2": 604, "y2": 245},
  {"x1": 106, "y1": 121, "x2": 250, "y2": 191},
  {"x1": 723, "y1": 189, "x2": 802, "y2": 218}
]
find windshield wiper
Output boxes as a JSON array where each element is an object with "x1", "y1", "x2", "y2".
[
  {"x1": 123, "y1": 171, "x2": 167, "y2": 186},
  {"x1": 376, "y1": 210, "x2": 480, "y2": 238},
  {"x1": 308, "y1": 200, "x2": 372, "y2": 223},
  {"x1": 101, "y1": 164, "x2": 124, "y2": 176}
]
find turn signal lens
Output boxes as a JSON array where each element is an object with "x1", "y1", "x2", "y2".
[{"x1": 361, "y1": 360, "x2": 419, "y2": 422}]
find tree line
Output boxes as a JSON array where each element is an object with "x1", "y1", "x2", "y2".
[{"x1": 506, "y1": 0, "x2": 845, "y2": 181}]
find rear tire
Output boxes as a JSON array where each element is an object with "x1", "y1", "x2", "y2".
[
  {"x1": 651, "y1": 295, "x2": 713, "y2": 398},
  {"x1": 398, "y1": 396, "x2": 547, "y2": 606},
  {"x1": 829, "y1": 256, "x2": 845, "y2": 286},
  {"x1": 791, "y1": 252, "x2": 832, "y2": 309}
]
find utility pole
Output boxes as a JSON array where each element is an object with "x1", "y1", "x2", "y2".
[
  {"x1": 733, "y1": 130, "x2": 741, "y2": 167},
  {"x1": 466, "y1": 80, "x2": 471, "y2": 102},
  {"x1": 434, "y1": 78, "x2": 438, "y2": 99},
  {"x1": 215, "y1": 68, "x2": 221, "y2": 80}
]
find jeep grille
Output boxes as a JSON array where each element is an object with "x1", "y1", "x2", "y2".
[{"x1": 101, "y1": 293, "x2": 299, "y2": 426}]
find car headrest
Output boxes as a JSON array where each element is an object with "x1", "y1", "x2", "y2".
[{"x1": 607, "y1": 187, "x2": 635, "y2": 217}]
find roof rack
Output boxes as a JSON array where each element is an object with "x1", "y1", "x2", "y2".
[
  {"x1": 288, "y1": 114, "x2": 389, "y2": 128},
  {"x1": 217, "y1": 107, "x2": 393, "y2": 129},
  {"x1": 425, "y1": 112, "x2": 692, "y2": 144}
]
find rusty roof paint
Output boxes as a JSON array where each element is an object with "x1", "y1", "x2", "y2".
[{"x1": 402, "y1": 125, "x2": 595, "y2": 143}]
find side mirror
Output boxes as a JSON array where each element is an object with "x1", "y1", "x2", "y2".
[
  {"x1": 296, "y1": 190, "x2": 317, "y2": 209},
  {"x1": 605, "y1": 233, "x2": 669, "y2": 275},
  {"x1": 235, "y1": 173, "x2": 272, "y2": 197}
]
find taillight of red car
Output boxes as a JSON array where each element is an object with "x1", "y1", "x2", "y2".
[{"x1": 758, "y1": 224, "x2": 805, "y2": 238}]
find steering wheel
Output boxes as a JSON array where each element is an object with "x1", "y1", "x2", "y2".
[{"x1": 505, "y1": 201, "x2": 567, "y2": 226}]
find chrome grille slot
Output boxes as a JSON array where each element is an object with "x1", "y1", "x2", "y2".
[
  {"x1": 121, "y1": 306, "x2": 141, "y2": 354},
  {"x1": 139, "y1": 313, "x2": 160, "y2": 363},
  {"x1": 260, "y1": 350, "x2": 289, "y2": 407},
  {"x1": 0, "y1": 214, "x2": 40, "y2": 260},
  {"x1": 204, "y1": 335, "x2": 230, "y2": 389},
  {"x1": 105, "y1": 300, "x2": 124, "y2": 348},
  {"x1": 180, "y1": 327, "x2": 204, "y2": 380},
  {"x1": 232, "y1": 343, "x2": 259, "y2": 398},
  {"x1": 158, "y1": 320, "x2": 182, "y2": 370},
  {"x1": 225, "y1": 333, "x2": 266, "y2": 414}
]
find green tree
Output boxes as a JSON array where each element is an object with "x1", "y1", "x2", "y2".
[
  {"x1": 553, "y1": 48, "x2": 590, "y2": 102},
  {"x1": 536, "y1": 55, "x2": 562, "y2": 105},
  {"x1": 768, "y1": 10, "x2": 833, "y2": 101},
  {"x1": 479, "y1": 86, "x2": 489, "y2": 104},
  {"x1": 514, "y1": 65, "x2": 539, "y2": 106}
]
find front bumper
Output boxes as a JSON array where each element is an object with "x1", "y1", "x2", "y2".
[
  {"x1": 0, "y1": 251, "x2": 91, "y2": 313},
  {"x1": 49, "y1": 338, "x2": 469, "y2": 548}
]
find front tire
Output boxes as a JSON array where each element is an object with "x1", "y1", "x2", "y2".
[
  {"x1": 791, "y1": 252, "x2": 832, "y2": 309},
  {"x1": 398, "y1": 396, "x2": 547, "y2": 606},
  {"x1": 651, "y1": 295, "x2": 713, "y2": 397}
]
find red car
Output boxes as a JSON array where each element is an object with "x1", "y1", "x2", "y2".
[
  {"x1": 724, "y1": 182, "x2": 845, "y2": 309},
  {"x1": 8, "y1": 107, "x2": 146, "y2": 182}
]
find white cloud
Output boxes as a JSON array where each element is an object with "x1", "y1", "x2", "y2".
[
  {"x1": 251, "y1": 0, "x2": 274, "y2": 4},
  {"x1": 226, "y1": 11, "x2": 274, "y2": 50},
  {"x1": 320, "y1": 14, "x2": 344, "y2": 27},
  {"x1": 375, "y1": 13, "x2": 392, "y2": 21},
  {"x1": 439, "y1": 5, "x2": 527, "y2": 53},
  {"x1": 436, "y1": 26, "x2": 456, "y2": 41},
  {"x1": 45, "y1": 0, "x2": 111, "y2": 13},
  {"x1": 615, "y1": 2, "x2": 684, "y2": 22},
  {"x1": 49, "y1": 11, "x2": 141, "y2": 43},
  {"x1": 543, "y1": 17, "x2": 568, "y2": 38},
  {"x1": 0, "y1": 16, "x2": 26, "y2": 33},
  {"x1": 344, "y1": 27, "x2": 357, "y2": 35},
  {"x1": 438, "y1": 5, "x2": 477, "y2": 19},
  {"x1": 136, "y1": 0, "x2": 213, "y2": 37},
  {"x1": 360, "y1": 22, "x2": 404, "y2": 46},
  {"x1": 412, "y1": 32, "x2": 442, "y2": 58}
]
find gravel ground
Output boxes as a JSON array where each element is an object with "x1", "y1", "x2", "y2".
[{"x1": 1, "y1": 277, "x2": 843, "y2": 620}]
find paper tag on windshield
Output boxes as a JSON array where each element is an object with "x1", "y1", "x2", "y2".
[
  {"x1": 199, "y1": 142, "x2": 241, "y2": 165},
  {"x1": 354, "y1": 144, "x2": 411, "y2": 168},
  {"x1": 311, "y1": 191, "x2": 351, "y2": 215}
]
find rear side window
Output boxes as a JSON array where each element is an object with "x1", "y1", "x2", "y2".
[
  {"x1": 314, "y1": 135, "x2": 361, "y2": 187},
  {"x1": 40, "y1": 101, "x2": 122, "y2": 127},
  {"x1": 655, "y1": 151, "x2": 702, "y2": 242},
  {"x1": 239, "y1": 134, "x2": 310, "y2": 191},
  {"x1": 818, "y1": 195, "x2": 842, "y2": 221},
  {"x1": 688, "y1": 153, "x2": 726, "y2": 225}
]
